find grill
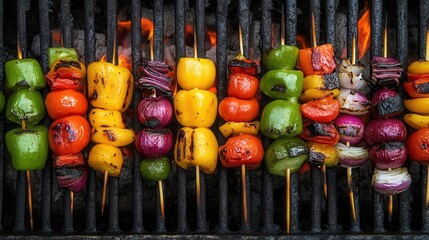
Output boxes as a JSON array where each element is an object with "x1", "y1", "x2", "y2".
[{"x1": 0, "y1": 0, "x2": 429, "y2": 238}]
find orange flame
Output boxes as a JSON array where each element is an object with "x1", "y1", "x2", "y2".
[
  {"x1": 358, "y1": 1, "x2": 370, "y2": 59},
  {"x1": 117, "y1": 18, "x2": 154, "y2": 48},
  {"x1": 296, "y1": 35, "x2": 309, "y2": 49},
  {"x1": 185, "y1": 25, "x2": 217, "y2": 49},
  {"x1": 100, "y1": 53, "x2": 131, "y2": 70}
]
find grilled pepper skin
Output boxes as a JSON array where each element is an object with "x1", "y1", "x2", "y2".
[
  {"x1": 262, "y1": 45, "x2": 299, "y2": 70},
  {"x1": 87, "y1": 62, "x2": 133, "y2": 112},
  {"x1": 89, "y1": 109, "x2": 126, "y2": 128},
  {"x1": 5, "y1": 89, "x2": 46, "y2": 126},
  {"x1": 176, "y1": 57, "x2": 216, "y2": 90},
  {"x1": 174, "y1": 127, "x2": 218, "y2": 174},
  {"x1": 260, "y1": 100, "x2": 302, "y2": 139},
  {"x1": 174, "y1": 89, "x2": 218, "y2": 128},
  {"x1": 45, "y1": 60, "x2": 86, "y2": 91},
  {"x1": 264, "y1": 137, "x2": 309, "y2": 177},
  {"x1": 140, "y1": 157, "x2": 171, "y2": 181},
  {"x1": 259, "y1": 70, "x2": 303, "y2": 102},
  {"x1": 6, "y1": 125, "x2": 49, "y2": 171},
  {"x1": 5, "y1": 58, "x2": 46, "y2": 91},
  {"x1": 48, "y1": 47, "x2": 78, "y2": 68},
  {"x1": 88, "y1": 143, "x2": 123, "y2": 177}
]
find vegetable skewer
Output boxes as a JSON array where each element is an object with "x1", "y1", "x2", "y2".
[
  {"x1": 261, "y1": 7, "x2": 307, "y2": 234},
  {"x1": 5, "y1": 36, "x2": 48, "y2": 231},
  {"x1": 218, "y1": 25, "x2": 263, "y2": 225}
]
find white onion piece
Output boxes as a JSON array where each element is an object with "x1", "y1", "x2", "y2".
[
  {"x1": 372, "y1": 167, "x2": 412, "y2": 195},
  {"x1": 336, "y1": 143, "x2": 369, "y2": 168},
  {"x1": 338, "y1": 89, "x2": 371, "y2": 115},
  {"x1": 339, "y1": 58, "x2": 366, "y2": 75},
  {"x1": 338, "y1": 72, "x2": 368, "y2": 91}
]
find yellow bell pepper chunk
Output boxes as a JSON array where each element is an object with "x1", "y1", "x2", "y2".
[
  {"x1": 91, "y1": 127, "x2": 135, "y2": 147},
  {"x1": 219, "y1": 121, "x2": 260, "y2": 138},
  {"x1": 89, "y1": 109, "x2": 126, "y2": 128},
  {"x1": 403, "y1": 113, "x2": 429, "y2": 129},
  {"x1": 174, "y1": 127, "x2": 218, "y2": 174},
  {"x1": 176, "y1": 58, "x2": 216, "y2": 90},
  {"x1": 174, "y1": 89, "x2": 218, "y2": 128},
  {"x1": 404, "y1": 98, "x2": 429, "y2": 114},
  {"x1": 407, "y1": 60, "x2": 429, "y2": 74},
  {"x1": 88, "y1": 143, "x2": 123, "y2": 177},
  {"x1": 87, "y1": 62, "x2": 133, "y2": 112},
  {"x1": 299, "y1": 88, "x2": 340, "y2": 103}
]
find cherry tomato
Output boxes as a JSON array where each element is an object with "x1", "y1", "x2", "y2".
[
  {"x1": 406, "y1": 128, "x2": 429, "y2": 164},
  {"x1": 218, "y1": 97, "x2": 259, "y2": 122},
  {"x1": 49, "y1": 115, "x2": 91, "y2": 155},
  {"x1": 45, "y1": 89, "x2": 88, "y2": 120},
  {"x1": 406, "y1": 72, "x2": 429, "y2": 81},
  {"x1": 300, "y1": 95, "x2": 340, "y2": 122},
  {"x1": 219, "y1": 134, "x2": 264, "y2": 168},
  {"x1": 227, "y1": 72, "x2": 259, "y2": 99}
]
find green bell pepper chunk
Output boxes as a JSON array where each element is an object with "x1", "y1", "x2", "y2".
[
  {"x1": 140, "y1": 157, "x2": 171, "y2": 181},
  {"x1": 259, "y1": 69, "x2": 303, "y2": 102},
  {"x1": 264, "y1": 137, "x2": 309, "y2": 176},
  {"x1": 6, "y1": 125, "x2": 49, "y2": 171},
  {"x1": 48, "y1": 47, "x2": 78, "y2": 68},
  {"x1": 5, "y1": 58, "x2": 45, "y2": 91},
  {"x1": 6, "y1": 89, "x2": 46, "y2": 126},
  {"x1": 262, "y1": 45, "x2": 299, "y2": 70},
  {"x1": 260, "y1": 100, "x2": 302, "y2": 139},
  {"x1": 0, "y1": 91, "x2": 5, "y2": 113}
]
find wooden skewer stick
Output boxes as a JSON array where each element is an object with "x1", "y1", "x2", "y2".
[
  {"x1": 158, "y1": 180, "x2": 165, "y2": 221},
  {"x1": 241, "y1": 164, "x2": 248, "y2": 224},
  {"x1": 196, "y1": 165, "x2": 201, "y2": 215},
  {"x1": 347, "y1": 167, "x2": 357, "y2": 224},
  {"x1": 101, "y1": 170, "x2": 108, "y2": 216},
  {"x1": 237, "y1": 25, "x2": 248, "y2": 225},
  {"x1": 286, "y1": 168, "x2": 291, "y2": 234},
  {"x1": 281, "y1": 4, "x2": 285, "y2": 46},
  {"x1": 321, "y1": 165, "x2": 327, "y2": 199},
  {"x1": 26, "y1": 170, "x2": 33, "y2": 231},
  {"x1": 311, "y1": 13, "x2": 317, "y2": 48},
  {"x1": 382, "y1": 14, "x2": 394, "y2": 221},
  {"x1": 21, "y1": 120, "x2": 33, "y2": 231},
  {"x1": 70, "y1": 191, "x2": 74, "y2": 214}
]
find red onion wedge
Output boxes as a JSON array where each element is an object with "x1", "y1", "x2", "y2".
[
  {"x1": 336, "y1": 142, "x2": 369, "y2": 168},
  {"x1": 372, "y1": 167, "x2": 411, "y2": 195}
]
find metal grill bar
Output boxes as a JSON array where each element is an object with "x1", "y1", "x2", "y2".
[
  {"x1": 423, "y1": 166, "x2": 429, "y2": 232},
  {"x1": 260, "y1": 0, "x2": 275, "y2": 234},
  {"x1": 153, "y1": 0, "x2": 166, "y2": 232},
  {"x1": 83, "y1": 2, "x2": 97, "y2": 233},
  {"x1": 215, "y1": 0, "x2": 228, "y2": 233},
  {"x1": 0, "y1": 0, "x2": 4, "y2": 233},
  {"x1": 131, "y1": 0, "x2": 143, "y2": 234},
  {"x1": 38, "y1": 0, "x2": 52, "y2": 233},
  {"x1": 195, "y1": 0, "x2": 207, "y2": 232},
  {"x1": 105, "y1": 0, "x2": 120, "y2": 232},
  {"x1": 14, "y1": 0, "x2": 29, "y2": 231},
  {"x1": 238, "y1": 0, "x2": 251, "y2": 231},
  {"x1": 60, "y1": 0, "x2": 74, "y2": 233},
  {"x1": 346, "y1": 1, "x2": 361, "y2": 232},
  {"x1": 175, "y1": 0, "x2": 188, "y2": 232},
  {"x1": 370, "y1": 0, "x2": 384, "y2": 233},
  {"x1": 284, "y1": 0, "x2": 299, "y2": 234},
  {"x1": 396, "y1": 0, "x2": 410, "y2": 233}
]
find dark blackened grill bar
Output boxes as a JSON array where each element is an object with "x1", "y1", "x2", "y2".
[{"x1": 0, "y1": 0, "x2": 429, "y2": 238}]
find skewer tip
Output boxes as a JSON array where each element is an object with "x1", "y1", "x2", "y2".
[
  {"x1": 241, "y1": 164, "x2": 248, "y2": 225},
  {"x1": 26, "y1": 170, "x2": 33, "y2": 231},
  {"x1": 101, "y1": 171, "x2": 109, "y2": 216},
  {"x1": 286, "y1": 168, "x2": 291, "y2": 234},
  {"x1": 158, "y1": 180, "x2": 165, "y2": 221}
]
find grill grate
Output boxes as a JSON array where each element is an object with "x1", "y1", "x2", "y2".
[{"x1": 0, "y1": 0, "x2": 428, "y2": 237}]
